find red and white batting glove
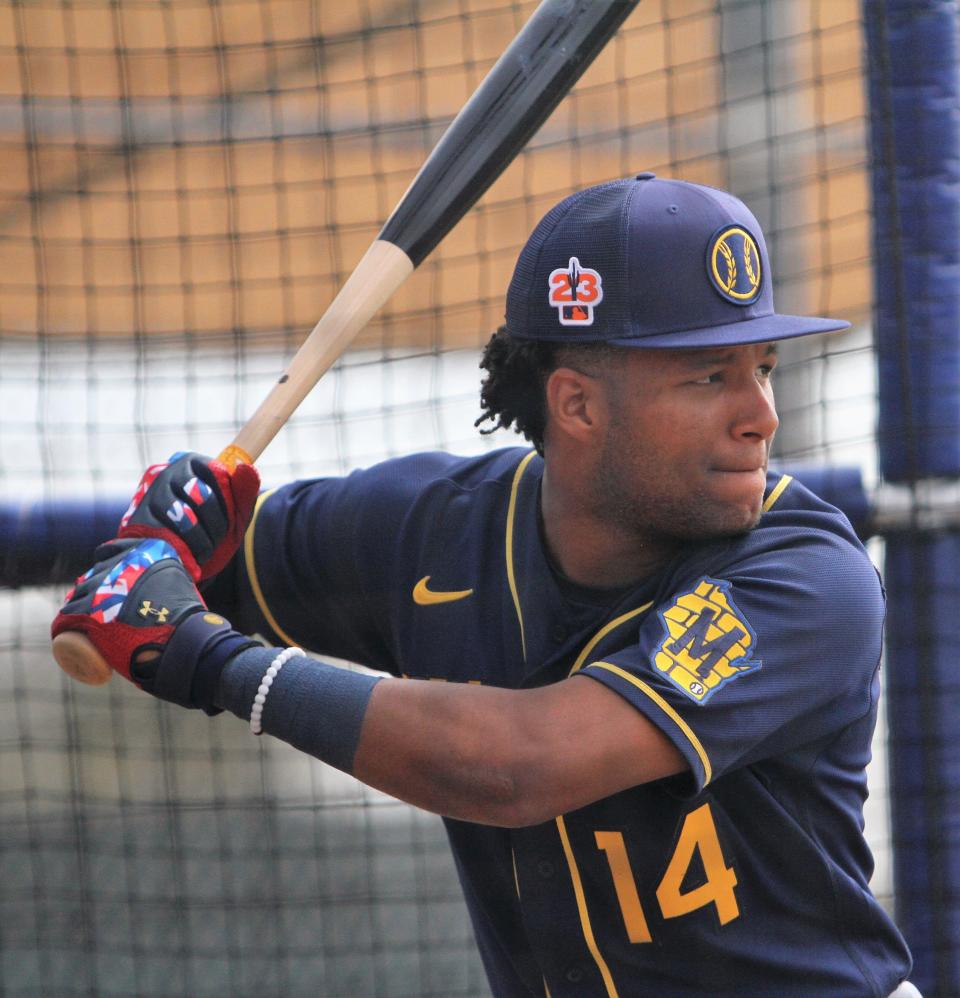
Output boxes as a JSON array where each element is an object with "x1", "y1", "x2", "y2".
[
  {"x1": 118, "y1": 451, "x2": 260, "y2": 582},
  {"x1": 51, "y1": 538, "x2": 256, "y2": 710}
]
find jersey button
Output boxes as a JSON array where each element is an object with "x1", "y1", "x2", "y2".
[
  {"x1": 564, "y1": 965, "x2": 585, "y2": 984},
  {"x1": 536, "y1": 859, "x2": 554, "y2": 878}
]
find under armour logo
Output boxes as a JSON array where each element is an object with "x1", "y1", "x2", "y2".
[{"x1": 138, "y1": 600, "x2": 170, "y2": 623}]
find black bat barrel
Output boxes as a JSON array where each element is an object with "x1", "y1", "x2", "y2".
[{"x1": 378, "y1": 0, "x2": 639, "y2": 267}]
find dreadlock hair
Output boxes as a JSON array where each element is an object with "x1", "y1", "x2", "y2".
[{"x1": 475, "y1": 326, "x2": 621, "y2": 456}]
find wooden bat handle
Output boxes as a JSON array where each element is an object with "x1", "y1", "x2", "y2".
[
  {"x1": 225, "y1": 240, "x2": 413, "y2": 466},
  {"x1": 53, "y1": 240, "x2": 414, "y2": 685}
]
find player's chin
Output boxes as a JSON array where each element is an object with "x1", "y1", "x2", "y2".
[
  {"x1": 699, "y1": 473, "x2": 766, "y2": 534},
  {"x1": 699, "y1": 505, "x2": 762, "y2": 539}
]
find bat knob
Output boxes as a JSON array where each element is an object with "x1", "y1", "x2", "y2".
[
  {"x1": 52, "y1": 632, "x2": 113, "y2": 686},
  {"x1": 218, "y1": 444, "x2": 255, "y2": 472}
]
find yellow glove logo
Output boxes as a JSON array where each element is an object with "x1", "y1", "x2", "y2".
[
  {"x1": 138, "y1": 600, "x2": 170, "y2": 623},
  {"x1": 654, "y1": 578, "x2": 760, "y2": 704}
]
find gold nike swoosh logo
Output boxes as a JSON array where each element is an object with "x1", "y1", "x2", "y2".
[{"x1": 413, "y1": 575, "x2": 474, "y2": 606}]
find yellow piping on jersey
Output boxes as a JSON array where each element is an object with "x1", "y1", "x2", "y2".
[
  {"x1": 568, "y1": 603, "x2": 653, "y2": 676},
  {"x1": 506, "y1": 450, "x2": 537, "y2": 663},
  {"x1": 589, "y1": 661, "x2": 713, "y2": 785},
  {"x1": 511, "y1": 848, "x2": 553, "y2": 998},
  {"x1": 245, "y1": 488, "x2": 299, "y2": 647},
  {"x1": 555, "y1": 815, "x2": 620, "y2": 998},
  {"x1": 762, "y1": 473, "x2": 793, "y2": 512}
]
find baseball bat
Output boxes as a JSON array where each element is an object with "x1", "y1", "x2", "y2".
[{"x1": 52, "y1": 0, "x2": 641, "y2": 686}]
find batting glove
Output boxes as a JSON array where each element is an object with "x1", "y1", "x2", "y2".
[
  {"x1": 118, "y1": 451, "x2": 260, "y2": 582},
  {"x1": 51, "y1": 538, "x2": 256, "y2": 712}
]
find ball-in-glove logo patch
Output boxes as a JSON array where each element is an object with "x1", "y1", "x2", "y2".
[
  {"x1": 654, "y1": 578, "x2": 761, "y2": 704},
  {"x1": 707, "y1": 226, "x2": 762, "y2": 305}
]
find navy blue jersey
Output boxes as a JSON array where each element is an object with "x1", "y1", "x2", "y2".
[{"x1": 211, "y1": 447, "x2": 911, "y2": 997}]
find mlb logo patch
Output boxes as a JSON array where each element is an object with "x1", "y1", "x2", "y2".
[
  {"x1": 562, "y1": 304, "x2": 592, "y2": 323},
  {"x1": 548, "y1": 256, "x2": 603, "y2": 326},
  {"x1": 653, "y1": 578, "x2": 761, "y2": 704}
]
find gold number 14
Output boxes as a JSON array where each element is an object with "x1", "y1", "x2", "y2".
[{"x1": 595, "y1": 802, "x2": 740, "y2": 944}]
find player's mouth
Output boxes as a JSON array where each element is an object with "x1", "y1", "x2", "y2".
[{"x1": 709, "y1": 465, "x2": 766, "y2": 480}]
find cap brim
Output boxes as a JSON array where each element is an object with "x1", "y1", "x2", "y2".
[{"x1": 608, "y1": 313, "x2": 850, "y2": 349}]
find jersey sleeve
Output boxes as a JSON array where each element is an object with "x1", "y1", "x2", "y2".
[
  {"x1": 206, "y1": 454, "x2": 462, "y2": 674},
  {"x1": 579, "y1": 523, "x2": 885, "y2": 794}
]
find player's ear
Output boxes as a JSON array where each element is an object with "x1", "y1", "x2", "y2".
[{"x1": 544, "y1": 366, "x2": 608, "y2": 444}]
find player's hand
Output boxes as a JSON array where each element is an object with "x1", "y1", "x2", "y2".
[
  {"x1": 51, "y1": 538, "x2": 254, "y2": 711},
  {"x1": 118, "y1": 451, "x2": 260, "y2": 582}
]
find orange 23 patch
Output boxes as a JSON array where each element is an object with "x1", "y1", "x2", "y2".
[{"x1": 653, "y1": 578, "x2": 760, "y2": 705}]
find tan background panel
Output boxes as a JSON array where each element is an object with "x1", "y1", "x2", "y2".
[{"x1": 0, "y1": 0, "x2": 869, "y2": 347}]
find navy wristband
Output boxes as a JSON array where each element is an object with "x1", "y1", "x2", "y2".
[{"x1": 217, "y1": 648, "x2": 381, "y2": 774}]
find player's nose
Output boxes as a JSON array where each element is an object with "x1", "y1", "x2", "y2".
[{"x1": 732, "y1": 377, "x2": 779, "y2": 442}]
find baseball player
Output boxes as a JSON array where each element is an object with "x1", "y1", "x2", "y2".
[{"x1": 53, "y1": 175, "x2": 918, "y2": 997}]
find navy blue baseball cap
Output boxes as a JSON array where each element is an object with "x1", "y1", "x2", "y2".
[{"x1": 505, "y1": 173, "x2": 849, "y2": 348}]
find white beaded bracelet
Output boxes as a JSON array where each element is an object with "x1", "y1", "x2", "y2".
[{"x1": 250, "y1": 646, "x2": 305, "y2": 735}]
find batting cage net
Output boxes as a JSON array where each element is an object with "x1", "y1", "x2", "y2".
[{"x1": 0, "y1": 1, "x2": 928, "y2": 995}]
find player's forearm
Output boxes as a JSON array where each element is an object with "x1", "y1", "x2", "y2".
[
  {"x1": 349, "y1": 677, "x2": 688, "y2": 825},
  {"x1": 355, "y1": 677, "x2": 686, "y2": 824},
  {"x1": 218, "y1": 646, "x2": 687, "y2": 826},
  {"x1": 353, "y1": 678, "x2": 546, "y2": 826}
]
